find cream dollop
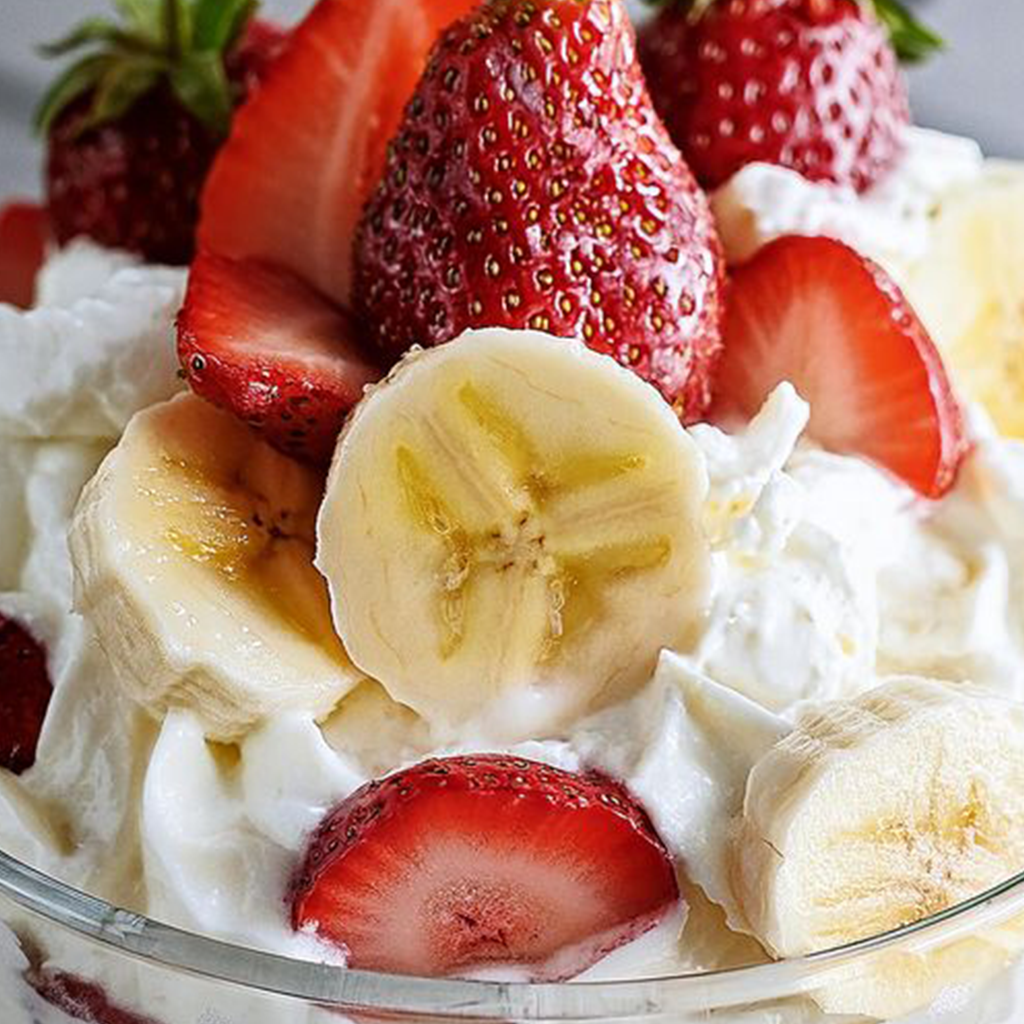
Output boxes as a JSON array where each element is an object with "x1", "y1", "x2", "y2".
[
  {"x1": 711, "y1": 127, "x2": 984, "y2": 275},
  {"x1": 0, "y1": 241, "x2": 185, "y2": 438}
]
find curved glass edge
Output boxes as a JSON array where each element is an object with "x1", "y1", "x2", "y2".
[{"x1": 2, "y1": 848, "x2": 1024, "y2": 1019}]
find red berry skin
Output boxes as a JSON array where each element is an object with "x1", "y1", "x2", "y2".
[
  {"x1": 290, "y1": 755, "x2": 679, "y2": 980},
  {"x1": 0, "y1": 613, "x2": 53, "y2": 776},
  {"x1": 45, "y1": 21, "x2": 288, "y2": 266},
  {"x1": 638, "y1": 0, "x2": 910, "y2": 193},
  {"x1": 178, "y1": 250, "x2": 381, "y2": 465},
  {"x1": 0, "y1": 202, "x2": 49, "y2": 309},
  {"x1": 354, "y1": 0, "x2": 726, "y2": 422}
]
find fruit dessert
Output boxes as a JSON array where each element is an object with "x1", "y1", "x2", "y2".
[{"x1": 3, "y1": 0, "x2": 1024, "y2": 1022}]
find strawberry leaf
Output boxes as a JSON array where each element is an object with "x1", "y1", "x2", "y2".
[
  {"x1": 163, "y1": 0, "x2": 193, "y2": 57},
  {"x1": 37, "y1": 0, "x2": 260, "y2": 136},
  {"x1": 80, "y1": 57, "x2": 164, "y2": 133},
  {"x1": 870, "y1": 0, "x2": 944, "y2": 62},
  {"x1": 34, "y1": 54, "x2": 113, "y2": 134},
  {"x1": 192, "y1": 0, "x2": 257, "y2": 53},
  {"x1": 114, "y1": 0, "x2": 162, "y2": 38},
  {"x1": 37, "y1": 19, "x2": 135, "y2": 58},
  {"x1": 169, "y1": 51, "x2": 232, "y2": 135}
]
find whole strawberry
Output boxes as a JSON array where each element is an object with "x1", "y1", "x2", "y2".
[
  {"x1": 38, "y1": 0, "x2": 287, "y2": 265},
  {"x1": 638, "y1": 0, "x2": 941, "y2": 193},
  {"x1": 354, "y1": 0, "x2": 726, "y2": 421}
]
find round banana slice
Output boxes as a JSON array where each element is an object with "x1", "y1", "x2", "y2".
[
  {"x1": 733, "y1": 676, "x2": 1024, "y2": 1017},
  {"x1": 317, "y1": 329, "x2": 710, "y2": 736},
  {"x1": 905, "y1": 163, "x2": 1024, "y2": 437},
  {"x1": 71, "y1": 394, "x2": 364, "y2": 741}
]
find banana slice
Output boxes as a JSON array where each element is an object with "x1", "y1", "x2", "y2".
[
  {"x1": 905, "y1": 163, "x2": 1024, "y2": 437},
  {"x1": 70, "y1": 393, "x2": 363, "y2": 741},
  {"x1": 317, "y1": 329, "x2": 710, "y2": 737},
  {"x1": 733, "y1": 676, "x2": 1024, "y2": 1017}
]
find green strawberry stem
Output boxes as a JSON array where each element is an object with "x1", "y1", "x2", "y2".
[
  {"x1": 35, "y1": 0, "x2": 259, "y2": 138},
  {"x1": 642, "y1": 0, "x2": 944, "y2": 63}
]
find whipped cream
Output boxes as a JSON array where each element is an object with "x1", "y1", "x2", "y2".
[
  {"x1": 0, "y1": 241, "x2": 186, "y2": 439},
  {"x1": 712, "y1": 127, "x2": 985, "y2": 274},
  {"x1": 4, "y1": 240, "x2": 1024, "y2": 1019}
]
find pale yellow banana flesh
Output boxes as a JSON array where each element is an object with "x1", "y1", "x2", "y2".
[
  {"x1": 732, "y1": 676, "x2": 1024, "y2": 1018},
  {"x1": 71, "y1": 394, "x2": 363, "y2": 741},
  {"x1": 905, "y1": 164, "x2": 1024, "y2": 437},
  {"x1": 317, "y1": 329, "x2": 710, "y2": 737}
]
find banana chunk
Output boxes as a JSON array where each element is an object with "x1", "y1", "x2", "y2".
[
  {"x1": 905, "y1": 163, "x2": 1024, "y2": 438},
  {"x1": 733, "y1": 676, "x2": 1024, "y2": 1017},
  {"x1": 317, "y1": 329, "x2": 710, "y2": 736},
  {"x1": 71, "y1": 394, "x2": 363, "y2": 741}
]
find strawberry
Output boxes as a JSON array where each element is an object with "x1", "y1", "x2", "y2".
[
  {"x1": 0, "y1": 202, "x2": 49, "y2": 309},
  {"x1": 32, "y1": 970, "x2": 162, "y2": 1024},
  {"x1": 198, "y1": 0, "x2": 479, "y2": 305},
  {"x1": 353, "y1": 0, "x2": 726, "y2": 421},
  {"x1": 39, "y1": 0, "x2": 288, "y2": 265},
  {"x1": 0, "y1": 613, "x2": 53, "y2": 776},
  {"x1": 290, "y1": 755, "x2": 679, "y2": 979},
  {"x1": 637, "y1": 0, "x2": 941, "y2": 193},
  {"x1": 177, "y1": 251, "x2": 381, "y2": 464},
  {"x1": 712, "y1": 235, "x2": 968, "y2": 498}
]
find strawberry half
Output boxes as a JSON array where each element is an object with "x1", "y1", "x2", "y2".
[
  {"x1": 353, "y1": 0, "x2": 726, "y2": 421},
  {"x1": 712, "y1": 235, "x2": 968, "y2": 498},
  {"x1": 0, "y1": 202, "x2": 49, "y2": 309},
  {"x1": 177, "y1": 251, "x2": 381, "y2": 464},
  {"x1": 0, "y1": 613, "x2": 53, "y2": 776},
  {"x1": 199, "y1": 0, "x2": 478, "y2": 305},
  {"x1": 290, "y1": 755, "x2": 679, "y2": 979}
]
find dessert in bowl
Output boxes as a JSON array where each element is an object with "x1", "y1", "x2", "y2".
[{"x1": 3, "y1": 0, "x2": 1024, "y2": 1021}]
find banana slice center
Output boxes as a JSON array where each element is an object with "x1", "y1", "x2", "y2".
[{"x1": 396, "y1": 381, "x2": 674, "y2": 663}]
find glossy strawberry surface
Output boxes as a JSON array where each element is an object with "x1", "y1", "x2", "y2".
[
  {"x1": 354, "y1": 0, "x2": 726, "y2": 421},
  {"x1": 639, "y1": 0, "x2": 910, "y2": 193}
]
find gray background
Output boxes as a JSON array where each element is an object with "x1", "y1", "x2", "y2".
[{"x1": 1, "y1": 0, "x2": 1022, "y2": 199}]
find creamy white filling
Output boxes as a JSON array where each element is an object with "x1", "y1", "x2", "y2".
[
  {"x1": 4, "y1": 240, "x2": 1024, "y2": 1009},
  {"x1": 0, "y1": 241, "x2": 186, "y2": 439},
  {"x1": 711, "y1": 127, "x2": 985, "y2": 275}
]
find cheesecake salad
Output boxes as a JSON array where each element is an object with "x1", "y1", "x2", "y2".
[{"x1": 4, "y1": 0, "x2": 1024, "y2": 1022}]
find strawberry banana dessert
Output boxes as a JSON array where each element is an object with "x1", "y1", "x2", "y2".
[{"x1": 3, "y1": 0, "x2": 1024, "y2": 1022}]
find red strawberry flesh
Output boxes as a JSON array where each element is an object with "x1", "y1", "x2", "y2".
[
  {"x1": 0, "y1": 202, "x2": 49, "y2": 310},
  {"x1": 0, "y1": 613, "x2": 53, "y2": 776},
  {"x1": 199, "y1": 0, "x2": 479, "y2": 305},
  {"x1": 353, "y1": 0, "x2": 725, "y2": 421},
  {"x1": 33, "y1": 970, "x2": 163, "y2": 1024},
  {"x1": 178, "y1": 251, "x2": 381, "y2": 464},
  {"x1": 638, "y1": 0, "x2": 910, "y2": 193},
  {"x1": 290, "y1": 755, "x2": 679, "y2": 979},
  {"x1": 712, "y1": 235, "x2": 968, "y2": 498}
]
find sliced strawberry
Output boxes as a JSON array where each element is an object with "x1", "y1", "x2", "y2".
[
  {"x1": 0, "y1": 202, "x2": 49, "y2": 309},
  {"x1": 290, "y1": 755, "x2": 679, "y2": 980},
  {"x1": 177, "y1": 251, "x2": 381, "y2": 464},
  {"x1": 712, "y1": 235, "x2": 968, "y2": 498},
  {"x1": 0, "y1": 613, "x2": 53, "y2": 776},
  {"x1": 32, "y1": 970, "x2": 162, "y2": 1024},
  {"x1": 198, "y1": 0, "x2": 477, "y2": 306}
]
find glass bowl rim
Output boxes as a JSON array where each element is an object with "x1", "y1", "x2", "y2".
[{"x1": 2, "y1": 848, "x2": 1024, "y2": 1018}]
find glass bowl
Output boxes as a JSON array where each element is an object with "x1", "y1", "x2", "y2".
[{"x1": 3, "y1": 847, "x2": 1024, "y2": 1024}]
